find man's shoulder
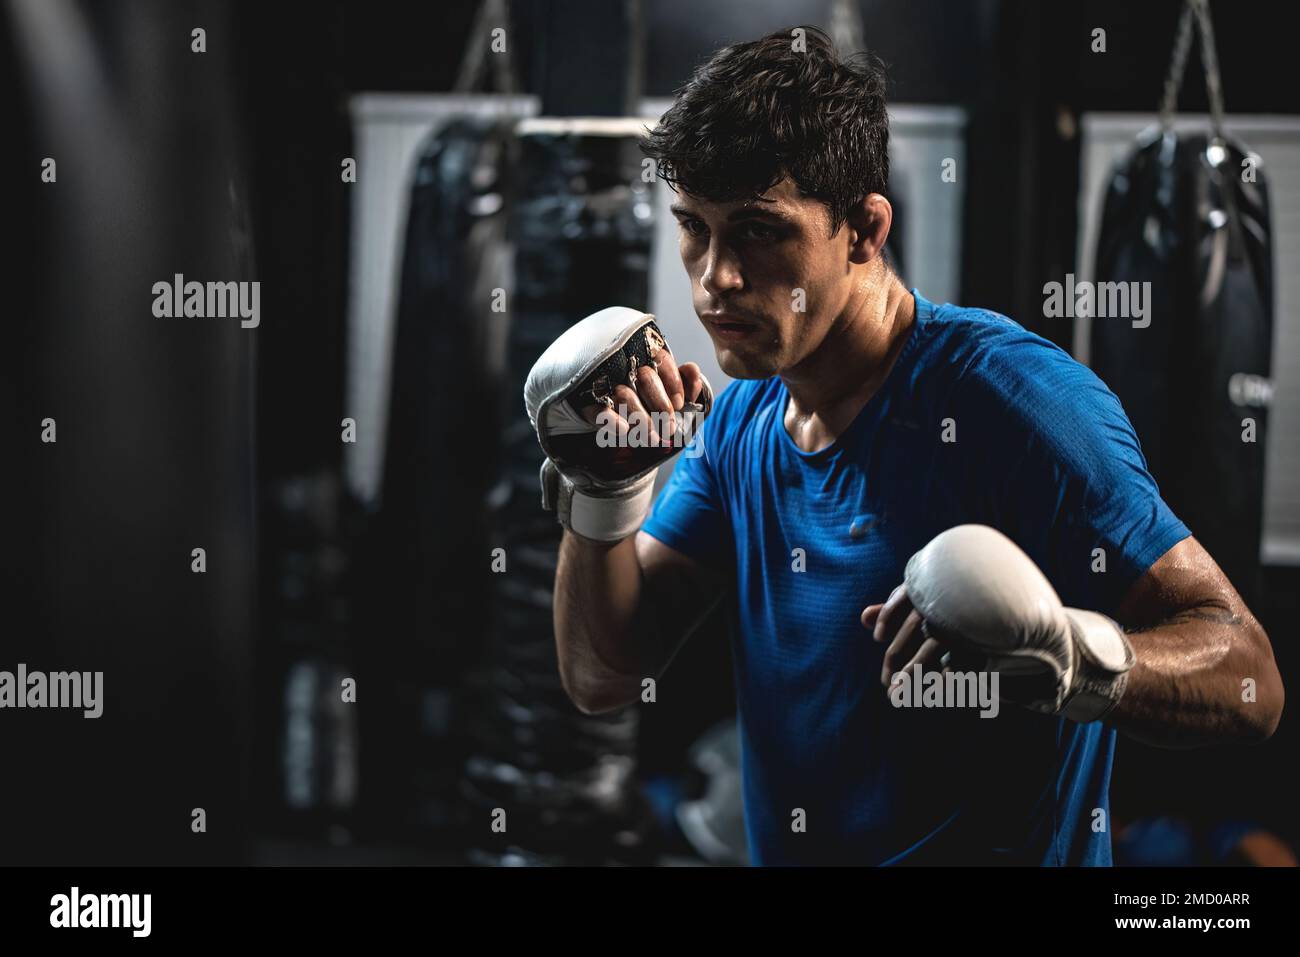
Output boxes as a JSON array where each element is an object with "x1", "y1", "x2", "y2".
[
  {"x1": 683, "y1": 376, "x2": 781, "y2": 474},
  {"x1": 709, "y1": 375, "x2": 784, "y2": 425},
  {"x1": 909, "y1": 299, "x2": 1128, "y2": 459},
  {"x1": 918, "y1": 300, "x2": 1104, "y2": 402},
  {"x1": 920, "y1": 301, "x2": 1068, "y2": 369}
]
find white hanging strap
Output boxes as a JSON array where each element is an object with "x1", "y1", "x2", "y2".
[
  {"x1": 1159, "y1": 0, "x2": 1227, "y2": 142},
  {"x1": 1192, "y1": 0, "x2": 1227, "y2": 142},
  {"x1": 453, "y1": 0, "x2": 518, "y2": 95}
]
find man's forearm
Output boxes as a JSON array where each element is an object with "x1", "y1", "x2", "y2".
[
  {"x1": 1107, "y1": 602, "x2": 1283, "y2": 748},
  {"x1": 553, "y1": 531, "x2": 660, "y2": 714}
]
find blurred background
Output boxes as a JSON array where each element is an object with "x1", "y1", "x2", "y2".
[{"x1": 2, "y1": 0, "x2": 1296, "y2": 866}]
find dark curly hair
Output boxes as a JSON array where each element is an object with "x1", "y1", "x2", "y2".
[{"x1": 642, "y1": 26, "x2": 891, "y2": 236}]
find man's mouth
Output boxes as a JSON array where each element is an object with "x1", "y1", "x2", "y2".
[{"x1": 703, "y1": 312, "x2": 760, "y2": 342}]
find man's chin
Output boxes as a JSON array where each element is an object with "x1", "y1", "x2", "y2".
[{"x1": 715, "y1": 347, "x2": 777, "y2": 380}]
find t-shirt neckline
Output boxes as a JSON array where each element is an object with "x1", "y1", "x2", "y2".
[{"x1": 775, "y1": 289, "x2": 932, "y2": 461}]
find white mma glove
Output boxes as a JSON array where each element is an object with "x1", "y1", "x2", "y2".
[
  {"x1": 903, "y1": 524, "x2": 1135, "y2": 723},
  {"x1": 524, "y1": 307, "x2": 712, "y2": 542}
]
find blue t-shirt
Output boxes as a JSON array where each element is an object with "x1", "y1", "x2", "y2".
[{"x1": 642, "y1": 291, "x2": 1189, "y2": 866}]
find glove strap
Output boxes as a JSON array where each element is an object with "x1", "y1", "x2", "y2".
[
  {"x1": 540, "y1": 460, "x2": 656, "y2": 543},
  {"x1": 1061, "y1": 609, "x2": 1136, "y2": 723}
]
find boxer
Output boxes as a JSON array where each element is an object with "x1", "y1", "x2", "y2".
[{"x1": 525, "y1": 26, "x2": 1283, "y2": 865}]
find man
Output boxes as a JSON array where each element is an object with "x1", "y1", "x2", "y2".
[{"x1": 524, "y1": 27, "x2": 1283, "y2": 865}]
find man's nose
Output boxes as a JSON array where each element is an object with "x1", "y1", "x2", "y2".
[{"x1": 700, "y1": 242, "x2": 744, "y2": 297}]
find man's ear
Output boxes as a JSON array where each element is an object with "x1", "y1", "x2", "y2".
[{"x1": 846, "y1": 193, "x2": 893, "y2": 265}]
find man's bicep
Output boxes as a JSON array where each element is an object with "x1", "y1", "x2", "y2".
[{"x1": 1115, "y1": 535, "x2": 1244, "y2": 629}]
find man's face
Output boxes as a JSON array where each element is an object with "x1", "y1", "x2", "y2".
[{"x1": 671, "y1": 177, "x2": 853, "y2": 379}]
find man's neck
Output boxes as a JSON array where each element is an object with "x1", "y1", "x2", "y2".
[{"x1": 781, "y1": 279, "x2": 916, "y2": 453}]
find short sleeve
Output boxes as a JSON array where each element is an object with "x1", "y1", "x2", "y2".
[
  {"x1": 640, "y1": 418, "x2": 734, "y2": 571},
  {"x1": 961, "y1": 335, "x2": 1191, "y2": 614}
]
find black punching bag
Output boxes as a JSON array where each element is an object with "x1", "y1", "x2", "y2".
[{"x1": 1091, "y1": 1, "x2": 1272, "y2": 609}]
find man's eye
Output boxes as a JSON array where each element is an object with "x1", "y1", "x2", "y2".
[
  {"x1": 680, "y1": 219, "x2": 707, "y2": 238},
  {"x1": 743, "y1": 223, "x2": 776, "y2": 241}
]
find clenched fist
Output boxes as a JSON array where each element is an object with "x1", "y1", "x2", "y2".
[{"x1": 524, "y1": 307, "x2": 713, "y2": 542}]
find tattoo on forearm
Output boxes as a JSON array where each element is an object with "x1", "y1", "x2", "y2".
[{"x1": 1125, "y1": 604, "x2": 1243, "y2": 635}]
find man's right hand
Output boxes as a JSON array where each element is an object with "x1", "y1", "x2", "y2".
[{"x1": 524, "y1": 307, "x2": 712, "y2": 542}]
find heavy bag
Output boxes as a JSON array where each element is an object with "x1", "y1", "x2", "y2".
[
  {"x1": 360, "y1": 116, "x2": 516, "y2": 840},
  {"x1": 1091, "y1": 1, "x2": 1272, "y2": 607},
  {"x1": 381, "y1": 115, "x2": 516, "y2": 664}
]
